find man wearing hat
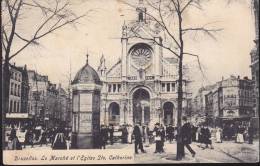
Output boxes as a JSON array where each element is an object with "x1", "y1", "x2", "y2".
[
  {"x1": 181, "y1": 116, "x2": 196, "y2": 157},
  {"x1": 133, "y1": 123, "x2": 146, "y2": 154}
]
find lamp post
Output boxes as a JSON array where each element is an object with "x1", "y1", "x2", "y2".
[
  {"x1": 123, "y1": 103, "x2": 127, "y2": 124},
  {"x1": 157, "y1": 107, "x2": 161, "y2": 124},
  {"x1": 104, "y1": 93, "x2": 108, "y2": 126}
]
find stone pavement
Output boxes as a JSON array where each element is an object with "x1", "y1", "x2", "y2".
[
  {"x1": 14, "y1": 139, "x2": 260, "y2": 163},
  {"x1": 106, "y1": 139, "x2": 259, "y2": 163}
]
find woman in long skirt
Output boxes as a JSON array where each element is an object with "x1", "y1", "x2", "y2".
[
  {"x1": 236, "y1": 125, "x2": 244, "y2": 143},
  {"x1": 127, "y1": 125, "x2": 133, "y2": 144},
  {"x1": 215, "y1": 127, "x2": 222, "y2": 143}
]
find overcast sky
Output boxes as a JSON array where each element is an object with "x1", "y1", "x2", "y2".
[{"x1": 9, "y1": 0, "x2": 255, "y2": 92}]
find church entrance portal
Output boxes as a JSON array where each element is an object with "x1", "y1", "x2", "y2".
[
  {"x1": 108, "y1": 102, "x2": 120, "y2": 125},
  {"x1": 132, "y1": 88, "x2": 150, "y2": 125}
]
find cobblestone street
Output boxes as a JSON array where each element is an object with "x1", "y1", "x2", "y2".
[{"x1": 106, "y1": 139, "x2": 259, "y2": 163}]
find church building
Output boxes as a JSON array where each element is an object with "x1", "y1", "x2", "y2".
[{"x1": 96, "y1": 0, "x2": 192, "y2": 127}]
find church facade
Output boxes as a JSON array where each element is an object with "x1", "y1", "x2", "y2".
[{"x1": 97, "y1": 1, "x2": 192, "y2": 127}]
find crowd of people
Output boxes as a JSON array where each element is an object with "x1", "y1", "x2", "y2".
[
  {"x1": 6, "y1": 125, "x2": 71, "y2": 150},
  {"x1": 7, "y1": 119, "x2": 256, "y2": 154}
]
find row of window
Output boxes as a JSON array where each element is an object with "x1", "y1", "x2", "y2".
[
  {"x1": 9, "y1": 100, "x2": 20, "y2": 113},
  {"x1": 10, "y1": 82, "x2": 21, "y2": 96},
  {"x1": 11, "y1": 71, "x2": 21, "y2": 82},
  {"x1": 239, "y1": 90, "x2": 253, "y2": 98},
  {"x1": 107, "y1": 82, "x2": 179, "y2": 93},
  {"x1": 162, "y1": 82, "x2": 176, "y2": 92},
  {"x1": 108, "y1": 84, "x2": 122, "y2": 93}
]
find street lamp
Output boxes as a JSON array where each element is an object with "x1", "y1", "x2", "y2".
[
  {"x1": 124, "y1": 103, "x2": 127, "y2": 124},
  {"x1": 157, "y1": 107, "x2": 161, "y2": 124},
  {"x1": 104, "y1": 93, "x2": 108, "y2": 126}
]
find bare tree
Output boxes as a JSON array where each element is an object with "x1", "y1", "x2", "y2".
[
  {"x1": 1, "y1": 0, "x2": 90, "y2": 148},
  {"x1": 122, "y1": 0, "x2": 222, "y2": 160}
]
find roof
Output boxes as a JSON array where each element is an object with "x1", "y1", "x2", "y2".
[{"x1": 72, "y1": 63, "x2": 102, "y2": 85}]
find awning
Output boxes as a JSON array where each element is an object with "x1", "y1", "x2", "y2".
[{"x1": 6, "y1": 113, "x2": 31, "y2": 119}]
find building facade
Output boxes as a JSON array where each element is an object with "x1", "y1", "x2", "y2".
[
  {"x1": 250, "y1": 0, "x2": 259, "y2": 117},
  {"x1": 96, "y1": 2, "x2": 192, "y2": 127},
  {"x1": 5, "y1": 63, "x2": 31, "y2": 127},
  {"x1": 27, "y1": 70, "x2": 70, "y2": 128},
  {"x1": 205, "y1": 75, "x2": 255, "y2": 127}
]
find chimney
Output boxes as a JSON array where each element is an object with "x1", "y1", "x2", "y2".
[
  {"x1": 221, "y1": 76, "x2": 224, "y2": 81},
  {"x1": 14, "y1": 63, "x2": 16, "y2": 66},
  {"x1": 238, "y1": 75, "x2": 240, "y2": 79}
]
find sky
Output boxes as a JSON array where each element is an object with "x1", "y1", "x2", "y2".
[{"x1": 6, "y1": 0, "x2": 256, "y2": 92}]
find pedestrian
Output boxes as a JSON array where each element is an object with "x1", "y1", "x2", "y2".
[
  {"x1": 236, "y1": 125, "x2": 244, "y2": 143},
  {"x1": 153, "y1": 123, "x2": 160, "y2": 153},
  {"x1": 203, "y1": 125, "x2": 214, "y2": 149},
  {"x1": 109, "y1": 124, "x2": 114, "y2": 145},
  {"x1": 159, "y1": 124, "x2": 166, "y2": 153},
  {"x1": 168, "y1": 124, "x2": 175, "y2": 143},
  {"x1": 180, "y1": 117, "x2": 196, "y2": 157},
  {"x1": 52, "y1": 126, "x2": 66, "y2": 150},
  {"x1": 133, "y1": 123, "x2": 146, "y2": 154},
  {"x1": 191, "y1": 124, "x2": 197, "y2": 142},
  {"x1": 100, "y1": 125, "x2": 107, "y2": 149},
  {"x1": 215, "y1": 127, "x2": 223, "y2": 143},
  {"x1": 24, "y1": 128, "x2": 34, "y2": 148},
  {"x1": 121, "y1": 125, "x2": 128, "y2": 144},
  {"x1": 127, "y1": 124, "x2": 133, "y2": 144},
  {"x1": 39, "y1": 128, "x2": 47, "y2": 147},
  {"x1": 8, "y1": 125, "x2": 22, "y2": 150},
  {"x1": 145, "y1": 124, "x2": 150, "y2": 146},
  {"x1": 248, "y1": 123, "x2": 254, "y2": 144},
  {"x1": 198, "y1": 124, "x2": 205, "y2": 148}
]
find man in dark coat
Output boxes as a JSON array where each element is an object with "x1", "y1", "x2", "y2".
[
  {"x1": 248, "y1": 124, "x2": 254, "y2": 144},
  {"x1": 153, "y1": 123, "x2": 160, "y2": 153},
  {"x1": 181, "y1": 117, "x2": 196, "y2": 157},
  {"x1": 133, "y1": 123, "x2": 145, "y2": 154},
  {"x1": 168, "y1": 124, "x2": 175, "y2": 143},
  {"x1": 203, "y1": 125, "x2": 214, "y2": 149},
  {"x1": 109, "y1": 125, "x2": 114, "y2": 145},
  {"x1": 121, "y1": 125, "x2": 128, "y2": 144},
  {"x1": 100, "y1": 125, "x2": 107, "y2": 149},
  {"x1": 24, "y1": 128, "x2": 34, "y2": 148}
]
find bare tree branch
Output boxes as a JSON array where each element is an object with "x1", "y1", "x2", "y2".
[
  {"x1": 183, "y1": 52, "x2": 209, "y2": 81},
  {"x1": 3, "y1": 28, "x2": 9, "y2": 44},
  {"x1": 182, "y1": 27, "x2": 223, "y2": 40},
  {"x1": 181, "y1": 0, "x2": 193, "y2": 13},
  {"x1": 9, "y1": 14, "x2": 85, "y2": 60},
  {"x1": 129, "y1": 28, "x2": 180, "y2": 58},
  {"x1": 14, "y1": 32, "x2": 31, "y2": 43},
  {"x1": 158, "y1": 0, "x2": 181, "y2": 48}
]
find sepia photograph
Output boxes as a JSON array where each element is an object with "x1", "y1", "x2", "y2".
[{"x1": 1, "y1": 0, "x2": 259, "y2": 164}]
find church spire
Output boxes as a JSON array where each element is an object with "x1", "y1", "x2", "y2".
[
  {"x1": 86, "y1": 53, "x2": 89, "y2": 65},
  {"x1": 136, "y1": 0, "x2": 146, "y2": 22}
]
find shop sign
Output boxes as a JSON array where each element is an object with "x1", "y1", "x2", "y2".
[{"x1": 223, "y1": 109, "x2": 239, "y2": 117}]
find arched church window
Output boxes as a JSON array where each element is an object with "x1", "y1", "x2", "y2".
[
  {"x1": 139, "y1": 12, "x2": 143, "y2": 22},
  {"x1": 162, "y1": 83, "x2": 165, "y2": 92},
  {"x1": 108, "y1": 84, "x2": 112, "y2": 92},
  {"x1": 113, "y1": 84, "x2": 116, "y2": 92},
  {"x1": 167, "y1": 83, "x2": 171, "y2": 92},
  {"x1": 118, "y1": 84, "x2": 121, "y2": 92}
]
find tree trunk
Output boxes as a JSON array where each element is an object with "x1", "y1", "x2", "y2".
[
  {"x1": 2, "y1": 60, "x2": 11, "y2": 150},
  {"x1": 176, "y1": 51, "x2": 184, "y2": 160},
  {"x1": 176, "y1": 5, "x2": 184, "y2": 160}
]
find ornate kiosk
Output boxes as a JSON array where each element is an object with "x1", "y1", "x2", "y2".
[{"x1": 71, "y1": 55, "x2": 102, "y2": 149}]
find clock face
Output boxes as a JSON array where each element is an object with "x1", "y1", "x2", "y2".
[{"x1": 131, "y1": 45, "x2": 152, "y2": 67}]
